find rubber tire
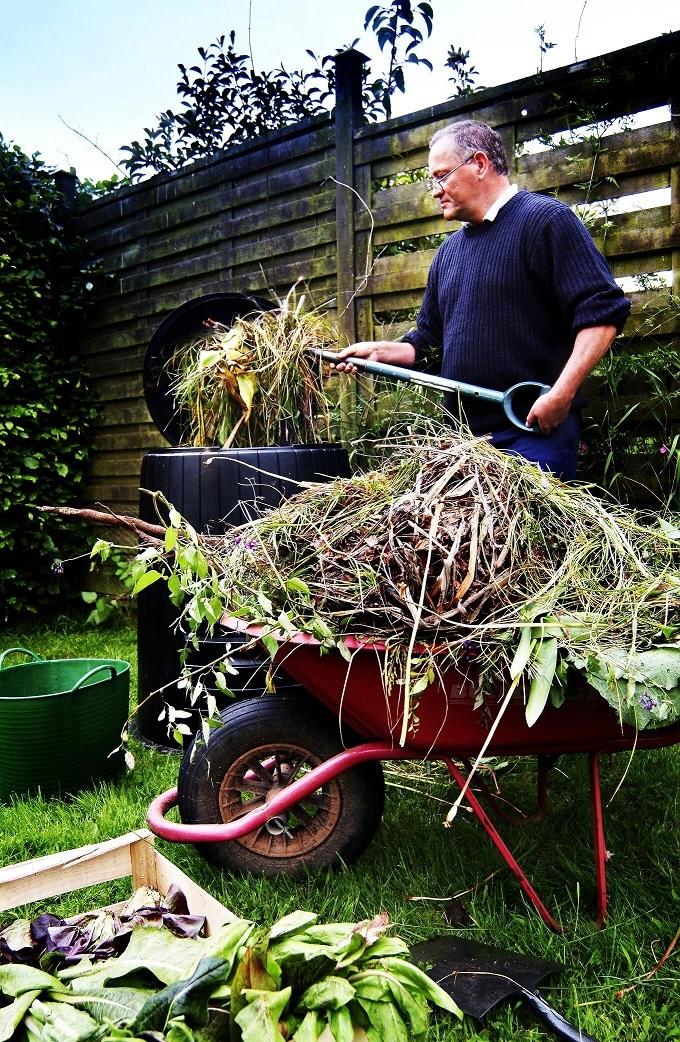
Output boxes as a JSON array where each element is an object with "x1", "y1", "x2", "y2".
[{"x1": 177, "y1": 695, "x2": 385, "y2": 876}]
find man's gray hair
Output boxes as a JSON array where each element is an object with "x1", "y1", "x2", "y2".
[{"x1": 430, "y1": 121, "x2": 509, "y2": 176}]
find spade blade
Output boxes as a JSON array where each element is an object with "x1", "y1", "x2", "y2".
[{"x1": 410, "y1": 935, "x2": 562, "y2": 1020}]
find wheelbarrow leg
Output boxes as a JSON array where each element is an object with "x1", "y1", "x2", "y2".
[
  {"x1": 589, "y1": 752, "x2": 608, "y2": 928},
  {"x1": 444, "y1": 758, "x2": 562, "y2": 932},
  {"x1": 461, "y1": 754, "x2": 554, "y2": 824}
]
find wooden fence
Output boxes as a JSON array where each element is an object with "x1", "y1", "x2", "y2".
[{"x1": 75, "y1": 31, "x2": 679, "y2": 512}]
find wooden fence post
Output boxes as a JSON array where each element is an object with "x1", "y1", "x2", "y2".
[
  {"x1": 53, "y1": 169, "x2": 77, "y2": 209},
  {"x1": 333, "y1": 49, "x2": 368, "y2": 439},
  {"x1": 671, "y1": 93, "x2": 679, "y2": 297},
  {"x1": 333, "y1": 49, "x2": 367, "y2": 346}
]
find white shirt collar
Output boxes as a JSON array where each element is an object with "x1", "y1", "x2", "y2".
[{"x1": 482, "y1": 183, "x2": 518, "y2": 222}]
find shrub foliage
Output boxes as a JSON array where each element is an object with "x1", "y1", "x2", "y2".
[
  {"x1": 120, "y1": 2, "x2": 436, "y2": 180},
  {"x1": 0, "y1": 137, "x2": 98, "y2": 619}
]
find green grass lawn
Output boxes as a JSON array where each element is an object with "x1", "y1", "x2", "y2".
[{"x1": 1, "y1": 615, "x2": 678, "y2": 1041}]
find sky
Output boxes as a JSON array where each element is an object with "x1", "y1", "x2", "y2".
[{"x1": 1, "y1": 0, "x2": 678, "y2": 182}]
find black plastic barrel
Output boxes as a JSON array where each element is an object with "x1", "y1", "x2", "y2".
[
  {"x1": 144, "y1": 292, "x2": 273, "y2": 447},
  {"x1": 137, "y1": 292, "x2": 350, "y2": 746},
  {"x1": 136, "y1": 444, "x2": 350, "y2": 745}
]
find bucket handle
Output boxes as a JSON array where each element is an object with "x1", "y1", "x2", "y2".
[
  {"x1": 0, "y1": 647, "x2": 44, "y2": 669},
  {"x1": 71, "y1": 664, "x2": 117, "y2": 691}
]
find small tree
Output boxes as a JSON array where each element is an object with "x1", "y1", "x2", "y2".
[
  {"x1": 0, "y1": 137, "x2": 99, "y2": 619},
  {"x1": 120, "y1": 2, "x2": 434, "y2": 181}
]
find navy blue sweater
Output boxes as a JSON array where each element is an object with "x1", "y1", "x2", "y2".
[{"x1": 402, "y1": 189, "x2": 631, "y2": 433}]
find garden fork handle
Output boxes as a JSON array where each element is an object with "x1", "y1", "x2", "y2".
[{"x1": 312, "y1": 349, "x2": 549, "y2": 433}]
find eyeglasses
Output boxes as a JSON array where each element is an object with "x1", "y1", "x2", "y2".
[{"x1": 425, "y1": 154, "x2": 476, "y2": 194}]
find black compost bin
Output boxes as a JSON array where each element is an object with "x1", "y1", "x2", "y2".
[{"x1": 137, "y1": 293, "x2": 350, "y2": 746}]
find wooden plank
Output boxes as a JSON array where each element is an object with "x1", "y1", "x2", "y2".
[
  {"x1": 518, "y1": 123, "x2": 676, "y2": 192},
  {"x1": 372, "y1": 221, "x2": 448, "y2": 250},
  {"x1": 91, "y1": 372, "x2": 144, "y2": 402},
  {"x1": 85, "y1": 348, "x2": 146, "y2": 379},
  {"x1": 85, "y1": 156, "x2": 336, "y2": 256},
  {"x1": 373, "y1": 319, "x2": 415, "y2": 340},
  {"x1": 230, "y1": 187, "x2": 336, "y2": 233},
  {"x1": 88, "y1": 268, "x2": 336, "y2": 333},
  {"x1": 78, "y1": 119, "x2": 335, "y2": 230},
  {"x1": 548, "y1": 169, "x2": 670, "y2": 208},
  {"x1": 370, "y1": 288, "x2": 424, "y2": 312},
  {"x1": 512, "y1": 102, "x2": 671, "y2": 150},
  {"x1": 84, "y1": 188, "x2": 301, "y2": 261},
  {"x1": 361, "y1": 128, "x2": 675, "y2": 234},
  {"x1": 96, "y1": 401, "x2": 153, "y2": 426},
  {"x1": 0, "y1": 830, "x2": 234, "y2": 934},
  {"x1": 0, "y1": 833, "x2": 136, "y2": 909},
  {"x1": 361, "y1": 250, "x2": 435, "y2": 295},
  {"x1": 354, "y1": 31, "x2": 679, "y2": 161},
  {"x1": 82, "y1": 277, "x2": 246, "y2": 331},
  {"x1": 84, "y1": 478, "x2": 140, "y2": 505},
  {"x1": 232, "y1": 253, "x2": 338, "y2": 291},
  {"x1": 88, "y1": 187, "x2": 337, "y2": 274},
  {"x1": 610, "y1": 252, "x2": 674, "y2": 278},
  {"x1": 362, "y1": 103, "x2": 674, "y2": 190},
  {"x1": 86, "y1": 145, "x2": 334, "y2": 233},
  {"x1": 118, "y1": 250, "x2": 229, "y2": 297},
  {"x1": 97, "y1": 219, "x2": 227, "y2": 272},
  {"x1": 89, "y1": 452, "x2": 145, "y2": 477},
  {"x1": 80, "y1": 322, "x2": 156, "y2": 357},
  {"x1": 116, "y1": 219, "x2": 340, "y2": 294},
  {"x1": 141, "y1": 848, "x2": 237, "y2": 933},
  {"x1": 354, "y1": 95, "x2": 522, "y2": 167},
  {"x1": 593, "y1": 209, "x2": 678, "y2": 258},
  {"x1": 94, "y1": 427, "x2": 167, "y2": 453}
]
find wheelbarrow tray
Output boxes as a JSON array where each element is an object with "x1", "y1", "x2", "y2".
[{"x1": 251, "y1": 625, "x2": 678, "y2": 757}]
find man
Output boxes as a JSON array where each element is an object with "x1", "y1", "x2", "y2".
[{"x1": 335, "y1": 121, "x2": 631, "y2": 479}]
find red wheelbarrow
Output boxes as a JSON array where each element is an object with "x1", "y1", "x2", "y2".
[{"x1": 148, "y1": 623, "x2": 680, "y2": 932}]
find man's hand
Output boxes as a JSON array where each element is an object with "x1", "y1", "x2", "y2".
[
  {"x1": 526, "y1": 388, "x2": 572, "y2": 434},
  {"x1": 526, "y1": 324, "x2": 618, "y2": 434},
  {"x1": 333, "y1": 340, "x2": 416, "y2": 374}
]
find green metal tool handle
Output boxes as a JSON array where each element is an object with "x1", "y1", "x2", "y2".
[{"x1": 313, "y1": 349, "x2": 550, "y2": 433}]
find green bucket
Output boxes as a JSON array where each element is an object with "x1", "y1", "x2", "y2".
[{"x1": 0, "y1": 648, "x2": 130, "y2": 801}]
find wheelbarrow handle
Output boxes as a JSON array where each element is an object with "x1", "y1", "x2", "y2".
[
  {"x1": 0, "y1": 647, "x2": 44, "y2": 669},
  {"x1": 312, "y1": 349, "x2": 550, "y2": 433}
]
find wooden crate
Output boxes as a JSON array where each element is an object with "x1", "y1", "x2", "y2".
[
  {"x1": 0, "y1": 829, "x2": 235, "y2": 934},
  {"x1": 0, "y1": 831, "x2": 368, "y2": 1042}
]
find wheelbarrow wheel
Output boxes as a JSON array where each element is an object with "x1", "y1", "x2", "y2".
[{"x1": 177, "y1": 695, "x2": 385, "y2": 876}]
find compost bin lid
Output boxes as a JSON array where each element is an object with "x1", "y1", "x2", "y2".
[{"x1": 143, "y1": 292, "x2": 273, "y2": 446}]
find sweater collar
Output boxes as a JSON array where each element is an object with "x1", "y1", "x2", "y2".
[
  {"x1": 483, "y1": 183, "x2": 518, "y2": 222},
  {"x1": 462, "y1": 184, "x2": 519, "y2": 228}
]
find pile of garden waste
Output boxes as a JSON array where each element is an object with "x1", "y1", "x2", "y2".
[
  {"x1": 168, "y1": 289, "x2": 336, "y2": 448},
  {"x1": 0, "y1": 900, "x2": 459, "y2": 1041},
  {"x1": 134, "y1": 428, "x2": 680, "y2": 734}
]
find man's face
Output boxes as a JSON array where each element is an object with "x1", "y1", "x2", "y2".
[{"x1": 428, "y1": 138, "x2": 480, "y2": 223}]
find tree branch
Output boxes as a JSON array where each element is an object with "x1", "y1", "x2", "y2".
[{"x1": 38, "y1": 504, "x2": 165, "y2": 542}]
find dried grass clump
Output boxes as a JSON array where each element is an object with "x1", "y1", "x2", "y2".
[
  {"x1": 169, "y1": 288, "x2": 338, "y2": 447},
  {"x1": 221, "y1": 433, "x2": 674, "y2": 636},
  {"x1": 154, "y1": 425, "x2": 680, "y2": 731},
  {"x1": 217, "y1": 430, "x2": 679, "y2": 720}
]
